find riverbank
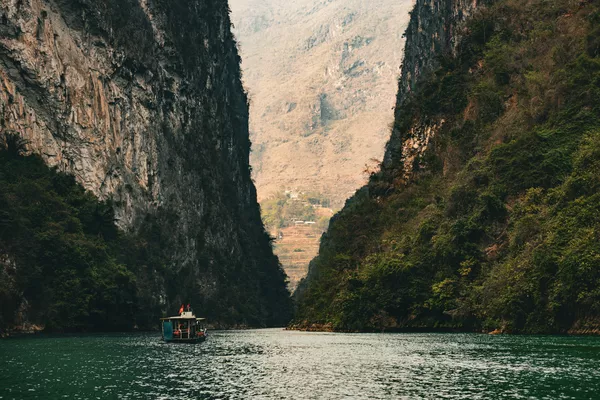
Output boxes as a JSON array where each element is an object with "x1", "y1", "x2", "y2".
[
  {"x1": 288, "y1": 319, "x2": 600, "y2": 336},
  {"x1": 1, "y1": 322, "x2": 281, "y2": 338}
]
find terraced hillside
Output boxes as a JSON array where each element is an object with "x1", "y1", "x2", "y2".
[{"x1": 273, "y1": 225, "x2": 322, "y2": 291}]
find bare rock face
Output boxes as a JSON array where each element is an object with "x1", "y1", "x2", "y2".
[
  {"x1": 384, "y1": 0, "x2": 481, "y2": 171},
  {"x1": 1, "y1": 0, "x2": 158, "y2": 226},
  {"x1": 0, "y1": 0, "x2": 291, "y2": 326}
]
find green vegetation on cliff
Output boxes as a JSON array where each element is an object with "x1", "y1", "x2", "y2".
[
  {"x1": 295, "y1": 0, "x2": 600, "y2": 334},
  {"x1": 0, "y1": 134, "x2": 137, "y2": 331},
  {"x1": 0, "y1": 133, "x2": 291, "y2": 332}
]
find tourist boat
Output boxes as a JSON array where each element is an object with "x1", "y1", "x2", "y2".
[{"x1": 160, "y1": 307, "x2": 207, "y2": 343}]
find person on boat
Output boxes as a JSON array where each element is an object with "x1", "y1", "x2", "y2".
[
  {"x1": 187, "y1": 304, "x2": 191, "y2": 312},
  {"x1": 179, "y1": 304, "x2": 184, "y2": 315}
]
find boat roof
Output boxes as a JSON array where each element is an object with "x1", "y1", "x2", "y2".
[
  {"x1": 160, "y1": 311, "x2": 206, "y2": 321},
  {"x1": 160, "y1": 316, "x2": 206, "y2": 321}
]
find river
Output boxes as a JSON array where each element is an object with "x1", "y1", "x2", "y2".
[{"x1": 1, "y1": 329, "x2": 599, "y2": 399}]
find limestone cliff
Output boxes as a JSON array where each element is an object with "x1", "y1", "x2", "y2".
[
  {"x1": 384, "y1": 0, "x2": 482, "y2": 172},
  {"x1": 0, "y1": 0, "x2": 291, "y2": 327}
]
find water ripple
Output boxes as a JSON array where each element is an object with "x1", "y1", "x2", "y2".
[{"x1": 1, "y1": 330, "x2": 600, "y2": 399}]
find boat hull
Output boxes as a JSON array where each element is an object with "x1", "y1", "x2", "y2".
[{"x1": 164, "y1": 336, "x2": 206, "y2": 344}]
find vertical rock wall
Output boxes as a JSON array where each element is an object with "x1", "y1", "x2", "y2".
[
  {"x1": 0, "y1": 0, "x2": 290, "y2": 326},
  {"x1": 384, "y1": 0, "x2": 481, "y2": 171}
]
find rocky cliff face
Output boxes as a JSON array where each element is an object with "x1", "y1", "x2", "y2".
[
  {"x1": 384, "y1": 0, "x2": 481, "y2": 173},
  {"x1": 0, "y1": 0, "x2": 291, "y2": 326}
]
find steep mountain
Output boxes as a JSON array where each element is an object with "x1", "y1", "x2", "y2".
[
  {"x1": 295, "y1": 0, "x2": 600, "y2": 334},
  {"x1": 229, "y1": 0, "x2": 414, "y2": 206},
  {"x1": 0, "y1": 0, "x2": 291, "y2": 331}
]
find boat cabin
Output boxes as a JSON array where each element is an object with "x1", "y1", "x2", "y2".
[{"x1": 161, "y1": 311, "x2": 207, "y2": 343}]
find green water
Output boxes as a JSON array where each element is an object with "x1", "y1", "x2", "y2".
[{"x1": 1, "y1": 330, "x2": 599, "y2": 399}]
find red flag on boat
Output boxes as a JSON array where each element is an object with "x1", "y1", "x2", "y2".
[{"x1": 179, "y1": 304, "x2": 184, "y2": 315}]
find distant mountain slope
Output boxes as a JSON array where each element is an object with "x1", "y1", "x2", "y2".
[{"x1": 230, "y1": 0, "x2": 414, "y2": 206}]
